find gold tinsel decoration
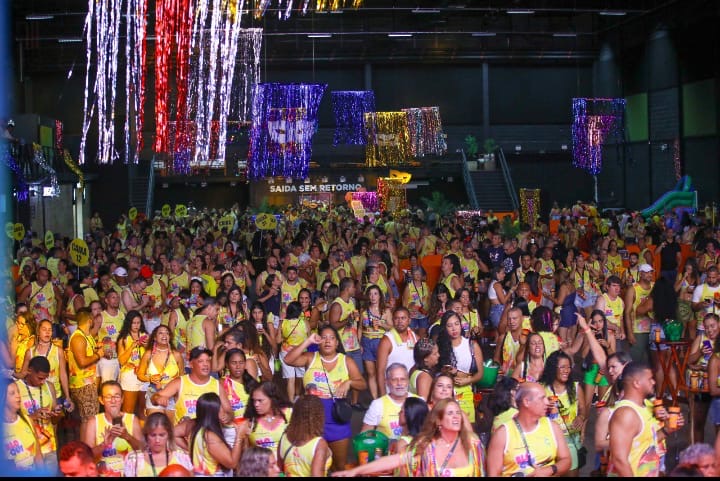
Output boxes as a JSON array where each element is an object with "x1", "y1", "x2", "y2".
[
  {"x1": 519, "y1": 188, "x2": 541, "y2": 227},
  {"x1": 364, "y1": 111, "x2": 412, "y2": 167},
  {"x1": 378, "y1": 177, "x2": 407, "y2": 215},
  {"x1": 63, "y1": 149, "x2": 85, "y2": 188}
]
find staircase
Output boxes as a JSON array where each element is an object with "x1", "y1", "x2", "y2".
[
  {"x1": 461, "y1": 148, "x2": 518, "y2": 212},
  {"x1": 128, "y1": 158, "x2": 155, "y2": 215}
]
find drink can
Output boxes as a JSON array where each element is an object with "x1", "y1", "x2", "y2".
[
  {"x1": 357, "y1": 450, "x2": 369, "y2": 465},
  {"x1": 667, "y1": 406, "x2": 680, "y2": 430}
]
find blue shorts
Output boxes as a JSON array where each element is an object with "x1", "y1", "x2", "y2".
[
  {"x1": 574, "y1": 292, "x2": 597, "y2": 309},
  {"x1": 410, "y1": 316, "x2": 429, "y2": 330},
  {"x1": 346, "y1": 348, "x2": 365, "y2": 375},
  {"x1": 361, "y1": 337, "x2": 381, "y2": 362},
  {"x1": 489, "y1": 304, "x2": 504, "y2": 328},
  {"x1": 710, "y1": 397, "x2": 720, "y2": 425},
  {"x1": 321, "y1": 397, "x2": 352, "y2": 442}
]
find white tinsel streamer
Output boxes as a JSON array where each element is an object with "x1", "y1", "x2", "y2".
[
  {"x1": 78, "y1": 0, "x2": 95, "y2": 165},
  {"x1": 233, "y1": 28, "x2": 263, "y2": 122},
  {"x1": 32, "y1": 143, "x2": 60, "y2": 197},
  {"x1": 124, "y1": 0, "x2": 147, "y2": 164},
  {"x1": 215, "y1": 0, "x2": 245, "y2": 164}
]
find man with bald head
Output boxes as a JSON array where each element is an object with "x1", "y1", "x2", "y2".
[{"x1": 487, "y1": 382, "x2": 571, "y2": 477}]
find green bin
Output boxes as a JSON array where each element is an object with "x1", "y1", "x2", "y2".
[
  {"x1": 476, "y1": 362, "x2": 500, "y2": 389},
  {"x1": 662, "y1": 319, "x2": 683, "y2": 342},
  {"x1": 352, "y1": 430, "x2": 389, "y2": 462}
]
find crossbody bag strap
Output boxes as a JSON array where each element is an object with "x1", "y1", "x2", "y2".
[
  {"x1": 512, "y1": 417, "x2": 535, "y2": 468},
  {"x1": 437, "y1": 436, "x2": 460, "y2": 474},
  {"x1": 548, "y1": 385, "x2": 581, "y2": 450},
  {"x1": 319, "y1": 356, "x2": 337, "y2": 400}
]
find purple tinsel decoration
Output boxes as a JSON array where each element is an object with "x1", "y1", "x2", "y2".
[
  {"x1": 248, "y1": 83, "x2": 327, "y2": 180},
  {"x1": 351, "y1": 191, "x2": 379, "y2": 212},
  {"x1": 572, "y1": 98, "x2": 626, "y2": 175},
  {"x1": 332, "y1": 91, "x2": 375, "y2": 146},
  {"x1": 1, "y1": 146, "x2": 29, "y2": 202}
]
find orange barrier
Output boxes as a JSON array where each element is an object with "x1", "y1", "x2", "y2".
[
  {"x1": 549, "y1": 220, "x2": 560, "y2": 234},
  {"x1": 420, "y1": 254, "x2": 443, "y2": 292}
]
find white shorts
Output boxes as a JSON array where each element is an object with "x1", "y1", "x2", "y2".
[
  {"x1": 144, "y1": 316, "x2": 161, "y2": 335},
  {"x1": 279, "y1": 351, "x2": 305, "y2": 379},
  {"x1": 119, "y1": 368, "x2": 149, "y2": 392},
  {"x1": 97, "y1": 357, "x2": 120, "y2": 383}
]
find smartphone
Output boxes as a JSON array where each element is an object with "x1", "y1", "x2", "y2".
[
  {"x1": 112, "y1": 416, "x2": 123, "y2": 426},
  {"x1": 703, "y1": 340, "x2": 712, "y2": 351}
]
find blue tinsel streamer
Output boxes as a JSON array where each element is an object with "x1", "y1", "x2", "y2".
[
  {"x1": 2, "y1": 145, "x2": 29, "y2": 202},
  {"x1": 331, "y1": 91, "x2": 375, "y2": 146}
]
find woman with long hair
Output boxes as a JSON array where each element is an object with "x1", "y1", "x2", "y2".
[
  {"x1": 513, "y1": 332, "x2": 546, "y2": 383},
  {"x1": 333, "y1": 398, "x2": 484, "y2": 477},
  {"x1": 222, "y1": 348, "x2": 258, "y2": 422},
  {"x1": 117, "y1": 310, "x2": 149, "y2": 418},
  {"x1": 439, "y1": 254, "x2": 464, "y2": 300},
  {"x1": 593, "y1": 351, "x2": 633, "y2": 463},
  {"x1": 284, "y1": 325, "x2": 366, "y2": 472},
  {"x1": 189, "y1": 392, "x2": 245, "y2": 476},
  {"x1": 247, "y1": 302, "x2": 275, "y2": 381},
  {"x1": 436, "y1": 311, "x2": 484, "y2": 424},
  {"x1": 686, "y1": 312, "x2": 720, "y2": 443},
  {"x1": 136, "y1": 325, "x2": 185, "y2": 419},
  {"x1": 277, "y1": 394, "x2": 332, "y2": 477},
  {"x1": 217, "y1": 272, "x2": 237, "y2": 299},
  {"x1": 427, "y1": 373, "x2": 455, "y2": 410},
  {"x1": 3, "y1": 380, "x2": 44, "y2": 470},
  {"x1": 278, "y1": 302, "x2": 311, "y2": 402},
  {"x1": 403, "y1": 265, "x2": 430, "y2": 338},
  {"x1": 528, "y1": 305, "x2": 561, "y2": 357},
  {"x1": 675, "y1": 258, "x2": 700, "y2": 338},
  {"x1": 539, "y1": 350, "x2": 586, "y2": 476},
  {"x1": 564, "y1": 310, "x2": 616, "y2": 417},
  {"x1": 186, "y1": 297, "x2": 220, "y2": 351},
  {"x1": 124, "y1": 412, "x2": 193, "y2": 476},
  {"x1": 243, "y1": 381, "x2": 293, "y2": 452},
  {"x1": 359, "y1": 284, "x2": 393, "y2": 400},
  {"x1": 166, "y1": 293, "x2": 190, "y2": 356},
  {"x1": 218, "y1": 285, "x2": 247, "y2": 330},
  {"x1": 545, "y1": 269, "x2": 578, "y2": 346},
  {"x1": 488, "y1": 376, "x2": 519, "y2": 432},
  {"x1": 427, "y1": 283, "x2": 451, "y2": 340},
  {"x1": 487, "y1": 266, "x2": 511, "y2": 329},
  {"x1": 455, "y1": 287, "x2": 480, "y2": 339},
  {"x1": 408, "y1": 338, "x2": 440, "y2": 401}
]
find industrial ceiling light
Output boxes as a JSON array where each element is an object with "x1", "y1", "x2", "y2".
[
  {"x1": 58, "y1": 38, "x2": 82, "y2": 43},
  {"x1": 26, "y1": 15, "x2": 55, "y2": 20},
  {"x1": 388, "y1": 33, "x2": 413, "y2": 38},
  {"x1": 553, "y1": 33, "x2": 577, "y2": 37},
  {"x1": 472, "y1": 32, "x2": 497, "y2": 37},
  {"x1": 308, "y1": 33, "x2": 332, "y2": 38},
  {"x1": 412, "y1": 8, "x2": 441, "y2": 13},
  {"x1": 599, "y1": 11, "x2": 627, "y2": 16},
  {"x1": 507, "y1": 9, "x2": 535, "y2": 14}
]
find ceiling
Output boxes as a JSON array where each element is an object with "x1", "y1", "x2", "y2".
[{"x1": 9, "y1": 0, "x2": 718, "y2": 74}]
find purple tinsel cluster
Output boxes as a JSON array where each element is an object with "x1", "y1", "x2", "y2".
[
  {"x1": 1, "y1": 146, "x2": 29, "y2": 202},
  {"x1": 332, "y1": 91, "x2": 375, "y2": 146},
  {"x1": 351, "y1": 191, "x2": 379, "y2": 212},
  {"x1": 572, "y1": 98, "x2": 626, "y2": 175}
]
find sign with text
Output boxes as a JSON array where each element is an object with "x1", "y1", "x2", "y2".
[
  {"x1": 69, "y1": 238, "x2": 90, "y2": 267},
  {"x1": 175, "y1": 204, "x2": 188, "y2": 218},
  {"x1": 45, "y1": 231, "x2": 54, "y2": 250},
  {"x1": 255, "y1": 213, "x2": 277, "y2": 230}
]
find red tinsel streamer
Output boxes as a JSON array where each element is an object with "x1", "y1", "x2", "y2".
[
  {"x1": 136, "y1": 0, "x2": 148, "y2": 155},
  {"x1": 55, "y1": 120, "x2": 63, "y2": 150},
  {"x1": 154, "y1": 0, "x2": 177, "y2": 154}
]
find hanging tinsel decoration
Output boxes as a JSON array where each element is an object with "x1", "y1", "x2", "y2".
[
  {"x1": 63, "y1": 149, "x2": 85, "y2": 188},
  {"x1": 402, "y1": 106, "x2": 447, "y2": 158},
  {"x1": 257, "y1": 0, "x2": 363, "y2": 19},
  {"x1": 1, "y1": 147, "x2": 29, "y2": 202},
  {"x1": 124, "y1": 0, "x2": 148, "y2": 164},
  {"x1": 247, "y1": 83, "x2": 327, "y2": 180},
  {"x1": 571, "y1": 98, "x2": 626, "y2": 175},
  {"x1": 377, "y1": 177, "x2": 407, "y2": 215},
  {"x1": 673, "y1": 137, "x2": 682, "y2": 181},
  {"x1": 79, "y1": 0, "x2": 123, "y2": 164},
  {"x1": 351, "y1": 191, "x2": 379, "y2": 212},
  {"x1": 32, "y1": 143, "x2": 60, "y2": 197},
  {"x1": 332, "y1": 91, "x2": 375, "y2": 146},
  {"x1": 55, "y1": 120, "x2": 63, "y2": 151},
  {"x1": 519, "y1": 188, "x2": 541, "y2": 227},
  {"x1": 364, "y1": 112, "x2": 412, "y2": 167},
  {"x1": 231, "y1": 29, "x2": 263, "y2": 123}
]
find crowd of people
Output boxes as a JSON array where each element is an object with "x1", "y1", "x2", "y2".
[{"x1": 2, "y1": 199, "x2": 720, "y2": 477}]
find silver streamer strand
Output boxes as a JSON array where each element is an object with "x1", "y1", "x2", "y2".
[
  {"x1": 232, "y1": 28, "x2": 263, "y2": 123},
  {"x1": 78, "y1": 0, "x2": 95, "y2": 165},
  {"x1": 32, "y1": 143, "x2": 60, "y2": 197},
  {"x1": 216, "y1": 0, "x2": 245, "y2": 164},
  {"x1": 124, "y1": 0, "x2": 147, "y2": 164}
]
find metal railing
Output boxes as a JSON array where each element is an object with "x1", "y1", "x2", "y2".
[
  {"x1": 498, "y1": 147, "x2": 519, "y2": 211},
  {"x1": 460, "y1": 149, "x2": 479, "y2": 210}
]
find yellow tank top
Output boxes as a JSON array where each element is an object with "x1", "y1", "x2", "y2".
[
  {"x1": 460, "y1": 311, "x2": 479, "y2": 333},
  {"x1": 280, "y1": 317, "x2": 310, "y2": 353},
  {"x1": 130, "y1": 450, "x2": 190, "y2": 477},
  {"x1": 175, "y1": 375, "x2": 220, "y2": 424},
  {"x1": 223, "y1": 376, "x2": 249, "y2": 419},
  {"x1": 281, "y1": 281, "x2": 303, "y2": 309},
  {"x1": 442, "y1": 273, "x2": 459, "y2": 299},
  {"x1": 330, "y1": 266, "x2": 344, "y2": 286},
  {"x1": 95, "y1": 413, "x2": 135, "y2": 476},
  {"x1": 68, "y1": 329, "x2": 97, "y2": 389},
  {"x1": 332, "y1": 298, "x2": 360, "y2": 352},
  {"x1": 191, "y1": 428, "x2": 222, "y2": 476},
  {"x1": 501, "y1": 416, "x2": 558, "y2": 476},
  {"x1": 406, "y1": 281, "x2": 429, "y2": 319},
  {"x1": 143, "y1": 279, "x2": 164, "y2": 310},
  {"x1": 3, "y1": 415, "x2": 38, "y2": 469},
  {"x1": 377, "y1": 394, "x2": 419, "y2": 439},
  {"x1": 186, "y1": 314, "x2": 209, "y2": 352},
  {"x1": 248, "y1": 407, "x2": 292, "y2": 449},
  {"x1": 167, "y1": 271, "x2": 189, "y2": 293},
  {"x1": 461, "y1": 258, "x2": 479, "y2": 283},
  {"x1": 361, "y1": 309, "x2": 387, "y2": 340},
  {"x1": 544, "y1": 383, "x2": 579, "y2": 436},
  {"x1": 351, "y1": 256, "x2": 367, "y2": 280},
  {"x1": 539, "y1": 259, "x2": 555, "y2": 291},
  {"x1": 28, "y1": 343, "x2": 62, "y2": 396},
  {"x1": 119, "y1": 335, "x2": 145, "y2": 373},
  {"x1": 12, "y1": 321, "x2": 33, "y2": 374},
  {"x1": 278, "y1": 435, "x2": 332, "y2": 477},
  {"x1": 303, "y1": 353, "x2": 349, "y2": 399},
  {"x1": 28, "y1": 281, "x2": 56, "y2": 319},
  {"x1": 99, "y1": 309, "x2": 124, "y2": 343},
  {"x1": 607, "y1": 400, "x2": 660, "y2": 477},
  {"x1": 147, "y1": 349, "x2": 181, "y2": 388},
  {"x1": 64, "y1": 294, "x2": 80, "y2": 327},
  {"x1": 538, "y1": 331, "x2": 561, "y2": 358},
  {"x1": 632, "y1": 283, "x2": 654, "y2": 333},
  {"x1": 18, "y1": 380, "x2": 56, "y2": 454},
  {"x1": 500, "y1": 333, "x2": 520, "y2": 375},
  {"x1": 603, "y1": 293, "x2": 624, "y2": 330},
  {"x1": 170, "y1": 308, "x2": 188, "y2": 353},
  {"x1": 377, "y1": 275, "x2": 390, "y2": 299},
  {"x1": 420, "y1": 235, "x2": 437, "y2": 258}
]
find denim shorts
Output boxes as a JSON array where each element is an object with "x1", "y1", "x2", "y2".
[
  {"x1": 410, "y1": 316, "x2": 429, "y2": 330},
  {"x1": 710, "y1": 397, "x2": 720, "y2": 425},
  {"x1": 361, "y1": 337, "x2": 381, "y2": 362},
  {"x1": 346, "y1": 348, "x2": 365, "y2": 375}
]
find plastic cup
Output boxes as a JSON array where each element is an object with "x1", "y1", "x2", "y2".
[
  {"x1": 358, "y1": 450, "x2": 369, "y2": 465},
  {"x1": 234, "y1": 417, "x2": 246, "y2": 425},
  {"x1": 667, "y1": 406, "x2": 680, "y2": 430}
]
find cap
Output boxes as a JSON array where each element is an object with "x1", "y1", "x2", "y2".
[
  {"x1": 139, "y1": 265, "x2": 153, "y2": 279},
  {"x1": 113, "y1": 267, "x2": 128, "y2": 277},
  {"x1": 638, "y1": 264, "x2": 654, "y2": 273}
]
